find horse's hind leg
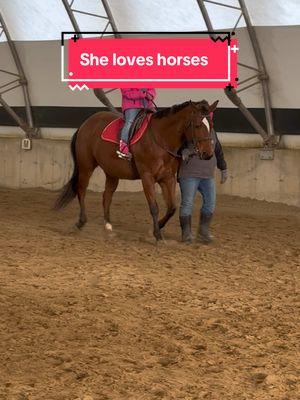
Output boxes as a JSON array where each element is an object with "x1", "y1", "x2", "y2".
[
  {"x1": 103, "y1": 175, "x2": 119, "y2": 231},
  {"x1": 158, "y1": 176, "x2": 177, "y2": 230},
  {"x1": 76, "y1": 167, "x2": 94, "y2": 229}
]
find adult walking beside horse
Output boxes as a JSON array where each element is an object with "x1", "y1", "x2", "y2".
[
  {"x1": 55, "y1": 94, "x2": 218, "y2": 242},
  {"x1": 179, "y1": 116, "x2": 228, "y2": 244}
]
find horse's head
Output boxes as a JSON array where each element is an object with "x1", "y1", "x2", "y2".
[{"x1": 184, "y1": 100, "x2": 219, "y2": 160}]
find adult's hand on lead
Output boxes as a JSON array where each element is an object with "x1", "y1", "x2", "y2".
[
  {"x1": 220, "y1": 169, "x2": 228, "y2": 184},
  {"x1": 182, "y1": 149, "x2": 192, "y2": 163}
]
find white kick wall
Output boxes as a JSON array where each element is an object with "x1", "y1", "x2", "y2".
[{"x1": 0, "y1": 136, "x2": 299, "y2": 207}]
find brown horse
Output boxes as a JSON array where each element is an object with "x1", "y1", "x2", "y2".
[{"x1": 55, "y1": 99, "x2": 218, "y2": 241}]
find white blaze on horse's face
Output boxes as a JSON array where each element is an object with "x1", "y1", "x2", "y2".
[
  {"x1": 203, "y1": 118, "x2": 214, "y2": 146},
  {"x1": 203, "y1": 118, "x2": 210, "y2": 132},
  {"x1": 196, "y1": 117, "x2": 214, "y2": 159}
]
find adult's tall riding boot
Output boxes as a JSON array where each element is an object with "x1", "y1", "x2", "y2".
[
  {"x1": 179, "y1": 215, "x2": 192, "y2": 244},
  {"x1": 198, "y1": 212, "x2": 213, "y2": 244}
]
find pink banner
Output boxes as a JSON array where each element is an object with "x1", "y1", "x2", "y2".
[{"x1": 66, "y1": 38, "x2": 238, "y2": 89}]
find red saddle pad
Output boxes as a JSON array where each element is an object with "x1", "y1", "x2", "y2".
[{"x1": 101, "y1": 114, "x2": 152, "y2": 145}]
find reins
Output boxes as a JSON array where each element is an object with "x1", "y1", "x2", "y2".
[{"x1": 148, "y1": 124, "x2": 182, "y2": 158}]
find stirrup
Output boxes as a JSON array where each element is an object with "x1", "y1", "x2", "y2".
[{"x1": 116, "y1": 150, "x2": 132, "y2": 160}]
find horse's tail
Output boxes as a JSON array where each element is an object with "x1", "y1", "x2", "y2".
[{"x1": 54, "y1": 129, "x2": 79, "y2": 210}]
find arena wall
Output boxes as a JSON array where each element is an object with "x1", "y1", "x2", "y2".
[{"x1": 1, "y1": 26, "x2": 299, "y2": 206}]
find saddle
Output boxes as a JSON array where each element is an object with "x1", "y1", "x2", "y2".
[{"x1": 101, "y1": 109, "x2": 153, "y2": 145}]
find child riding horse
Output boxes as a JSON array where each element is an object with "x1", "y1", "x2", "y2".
[{"x1": 117, "y1": 88, "x2": 156, "y2": 160}]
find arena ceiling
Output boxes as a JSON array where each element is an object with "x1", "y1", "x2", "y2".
[{"x1": 0, "y1": 0, "x2": 299, "y2": 42}]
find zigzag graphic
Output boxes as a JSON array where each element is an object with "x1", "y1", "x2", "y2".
[
  {"x1": 68, "y1": 84, "x2": 89, "y2": 91},
  {"x1": 210, "y1": 35, "x2": 230, "y2": 43}
]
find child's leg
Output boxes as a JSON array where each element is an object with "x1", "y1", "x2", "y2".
[{"x1": 120, "y1": 108, "x2": 141, "y2": 144}]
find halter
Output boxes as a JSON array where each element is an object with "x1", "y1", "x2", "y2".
[
  {"x1": 149, "y1": 101, "x2": 213, "y2": 159},
  {"x1": 183, "y1": 102, "x2": 213, "y2": 158},
  {"x1": 189, "y1": 103, "x2": 212, "y2": 137}
]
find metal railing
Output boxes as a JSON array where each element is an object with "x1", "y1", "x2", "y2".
[
  {"x1": 196, "y1": 0, "x2": 276, "y2": 146},
  {"x1": 61, "y1": 0, "x2": 119, "y2": 113},
  {"x1": 0, "y1": 12, "x2": 39, "y2": 137}
]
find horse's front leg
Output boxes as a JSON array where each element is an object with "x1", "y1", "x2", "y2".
[
  {"x1": 141, "y1": 173, "x2": 162, "y2": 241},
  {"x1": 102, "y1": 175, "x2": 119, "y2": 231},
  {"x1": 158, "y1": 176, "x2": 177, "y2": 230}
]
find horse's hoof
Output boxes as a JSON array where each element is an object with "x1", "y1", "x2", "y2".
[
  {"x1": 75, "y1": 218, "x2": 87, "y2": 230},
  {"x1": 159, "y1": 239, "x2": 170, "y2": 246},
  {"x1": 66, "y1": 224, "x2": 81, "y2": 234},
  {"x1": 103, "y1": 222, "x2": 116, "y2": 239},
  {"x1": 182, "y1": 238, "x2": 193, "y2": 245},
  {"x1": 104, "y1": 222, "x2": 113, "y2": 231},
  {"x1": 155, "y1": 235, "x2": 165, "y2": 245}
]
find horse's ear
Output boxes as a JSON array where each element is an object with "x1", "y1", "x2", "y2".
[{"x1": 209, "y1": 100, "x2": 219, "y2": 113}]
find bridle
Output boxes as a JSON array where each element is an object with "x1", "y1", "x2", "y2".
[{"x1": 185, "y1": 102, "x2": 213, "y2": 157}]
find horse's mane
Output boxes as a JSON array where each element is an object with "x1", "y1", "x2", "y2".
[{"x1": 154, "y1": 100, "x2": 210, "y2": 119}]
